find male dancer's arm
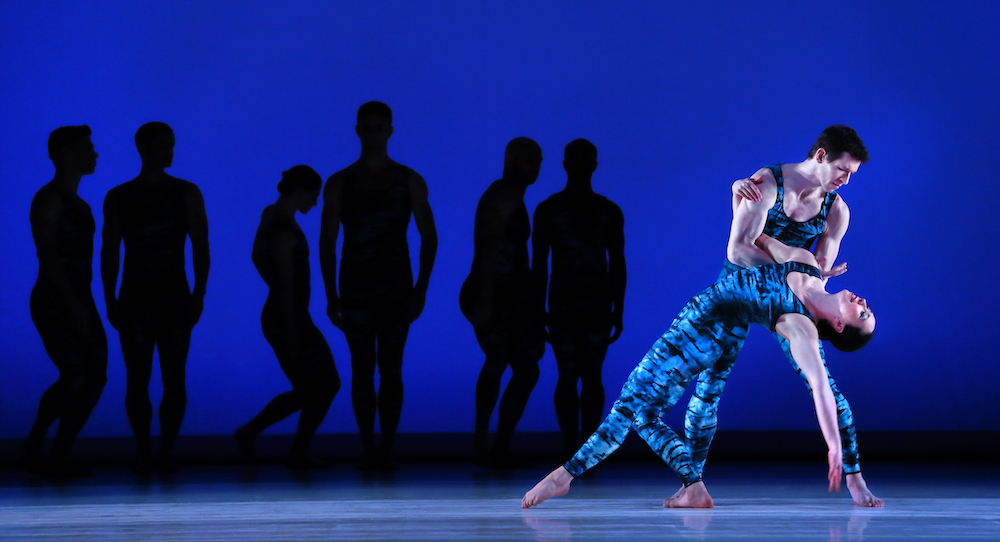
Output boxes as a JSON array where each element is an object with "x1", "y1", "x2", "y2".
[
  {"x1": 812, "y1": 197, "x2": 850, "y2": 279},
  {"x1": 184, "y1": 183, "x2": 210, "y2": 327},
  {"x1": 530, "y1": 200, "x2": 552, "y2": 333},
  {"x1": 271, "y1": 226, "x2": 304, "y2": 363},
  {"x1": 726, "y1": 169, "x2": 779, "y2": 268},
  {"x1": 408, "y1": 172, "x2": 437, "y2": 323},
  {"x1": 470, "y1": 186, "x2": 514, "y2": 329},
  {"x1": 30, "y1": 189, "x2": 91, "y2": 333},
  {"x1": 607, "y1": 203, "x2": 626, "y2": 344},
  {"x1": 100, "y1": 188, "x2": 123, "y2": 330},
  {"x1": 319, "y1": 173, "x2": 345, "y2": 329}
]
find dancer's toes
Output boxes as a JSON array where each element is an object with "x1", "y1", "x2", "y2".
[
  {"x1": 522, "y1": 466, "x2": 573, "y2": 509},
  {"x1": 664, "y1": 482, "x2": 714, "y2": 509}
]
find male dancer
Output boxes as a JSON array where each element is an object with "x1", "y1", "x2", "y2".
[
  {"x1": 25, "y1": 126, "x2": 108, "y2": 477},
  {"x1": 523, "y1": 234, "x2": 875, "y2": 509},
  {"x1": 102, "y1": 122, "x2": 210, "y2": 472},
  {"x1": 320, "y1": 101, "x2": 437, "y2": 470},
  {"x1": 683, "y1": 124, "x2": 883, "y2": 506},
  {"x1": 460, "y1": 137, "x2": 546, "y2": 466},
  {"x1": 531, "y1": 139, "x2": 626, "y2": 457}
]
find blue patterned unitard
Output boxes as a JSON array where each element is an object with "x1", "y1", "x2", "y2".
[
  {"x1": 685, "y1": 164, "x2": 861, "y2": 476},
  {"x1": 565, "y1": 262, "x2": 822, "y2": 485}
]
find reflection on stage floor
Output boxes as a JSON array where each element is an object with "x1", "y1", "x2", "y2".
[{"x1": 1, "y1": 461, "x2": 997, "y2": 541}]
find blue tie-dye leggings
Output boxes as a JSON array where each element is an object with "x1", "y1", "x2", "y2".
[
  {"x1": 563, "y1": 335, "x2": 707, "y2": 486},
  {"x1": 684, "y1": 326, "x2": 860, "y2": 476}
]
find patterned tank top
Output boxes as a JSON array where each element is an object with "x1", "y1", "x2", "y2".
[
  {"x1": 667, "y1": 261, "x2": 820, "y2": 357},
  {"x1": 762, "y1": 164, "x2": 838, "y2": 251}
]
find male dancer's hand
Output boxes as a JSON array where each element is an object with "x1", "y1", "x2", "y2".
[
  {"x1": 408, "y1": 288, "x2": 427, "y2": 323},
  {"x1": 816, "y1": 257, "x2": 848, "y2": 280},
  {"x1": 188, "y1": 295, "x2": 205, "y2": 328},
  {"x1": 105, "y1": 297, "x2": 122, "y2": 331},
  {"x1": 828, "y1": 449, "x2": 843, "y2": 493},
  {"x1": 608, "y1": 312, "x2": 624, "y2": 344},
  {"x1": 732, "y1": 177, "x2": 763, "y2": 202}
]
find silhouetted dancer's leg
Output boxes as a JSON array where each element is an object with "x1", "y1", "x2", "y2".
[
  {"x1": 550, "y1": 311, "x2": 611, "y2": 457},
  {"x1": 121, "y1": 327, "x2": 157, "y2": 469},
  {"x1": 578, "y1": 356, "x2": 606, "y2": 441},
  {"x1": 344, "y1": 316, "x2": 379, "y2": 465},
  {"x1": 474, "y1": 352, "x2": 509, "y2": 456},
  {"x1": 374, "y1": 317, "x2": 408, "y2": 463},
  {"x1": 156, "y1": 327, "x2": 191, "y2": 470},
  {"x1": 552, "y1": 355, "x2": 581, "y2": 456},
  {"x1": 26, "y1": 292, "x2": 107, "y2": 474},
  {"x1": 493, "y1": 354, "x2": 541, "y2": 457}
]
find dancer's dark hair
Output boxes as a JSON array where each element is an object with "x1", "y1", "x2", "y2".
[
  {"x1": 357, "y1": 101, "x2": 392, "y2": 123},
  {"x1": 47, "y1": 125, "x2": 92, "y2": 163},
  {"x1": 816, "y1": 319, "x2": 873, "y2": 352},
  {"x1": 808, "y1": 124, "x2": 869, "y2": 163},
  {"x1": 277, "y1": 165, "x2": 322, "y2": 195},
  {"x1": 134, "y1": 121, "x2": 174, "y2": 148}
]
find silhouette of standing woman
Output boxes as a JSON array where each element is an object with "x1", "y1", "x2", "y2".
[
  {"x1": 320, "y1": 102, "x2": 438, "y2": 470},
  {"x1": 532, "y1": 139, "x2": 626, "y2": 457},
  {"x1": 236, "y1": 166, "x2": 341, "y2": 467},
  {"x1": 460, "y1": 137, "x2": 545, "y2": 467},
  {"x1": 101, "y1": 122, "x2": 210, "y2": 473},
  {"x1": 24, "y1": 125, "x2": 108, "y2": 477}
]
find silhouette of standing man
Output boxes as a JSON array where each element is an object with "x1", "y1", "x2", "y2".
[
  {"x1": 102, "y1": 122, "x2": 210, "y2": 473},
  {"x1": 460, "y1": 137, "x2": 545, "y2": 466},
  {"x1": 320, "y1": 102, "x2": 437, "y2": 470},
  {"x1": 25, "y1": 125, "x2": 108, "y2": 477},
  {"x1": 532, "y1": 139, "x2": 626, "y2": 457}
]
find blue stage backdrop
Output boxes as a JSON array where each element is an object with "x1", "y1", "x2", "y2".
[{"x1": 1, "y1": 1, "x2": 998, "y2": 440}]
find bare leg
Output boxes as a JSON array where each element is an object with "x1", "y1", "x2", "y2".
[
  {"x1": 664, "y1": 481, "x2": 714, "y2": 509},
  {"x1": 522, "y1": 466, "x2": 573, "y2": 509},
  {"x1": 846, "y1": 472, "x2": 884, "y2": 507}
]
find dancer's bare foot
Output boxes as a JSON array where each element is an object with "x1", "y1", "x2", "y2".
[
  {"x1": 667, "y1": 484, "x2": 686, "y2": 502},
  {"x1": 664, "y1": 482, "x2": 714, "y2": 508},
  {"x1": 522, "y1": 466, "x2": 573, "y2": 509},
  {"x1": 846, "y1": 473, "x2": 884, "y2": 507}
]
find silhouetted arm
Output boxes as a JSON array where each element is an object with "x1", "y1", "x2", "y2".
[
  {"x1": 726, "y1": 168, "x2": 778, "y2": 268},
  {"x1": 319, "y1": 172, "x2": 345, "y2": 329},
  {"x1": 530, "y1": 200, "x2": 551, "y2": 328},
  {"x1": 607, "y1": 202, "x2": 626, "y2": 344},
  {"x1": 471, "y1": 185, "x2": 514, "y2": 329},
  {"x1": 775, "y1": 315, "x2": 842, "y2": 493},
  {"x1": 100, "y1": 187, "x2": 123, "y2": 330},
  {"x1": 408, "y1": 171, "x2": 437, "y2": 323},
  {"x1": 30, "y1": 187, "x2": 91, "y2": 332},
  {"x1": 184, "y1": 182, "x2": 210, "y2": 327},
  {"x1": 813, "y1": 196, "x2": 850, "y2": 281},
  {"x1": 270, "y1": 225, "x2": 304, "y2": 363}
]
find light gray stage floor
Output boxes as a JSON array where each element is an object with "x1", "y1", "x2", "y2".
[{"x1": 1, "y1": 461, "x2": 997, "y2": 541}]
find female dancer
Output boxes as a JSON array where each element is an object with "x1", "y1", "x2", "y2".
[
  {"x1": 236, "y1": 166, "x2": 341, "y2": 467},
  {"x1": 522, "y1": 234, "x2": 874, "y2": 508}
]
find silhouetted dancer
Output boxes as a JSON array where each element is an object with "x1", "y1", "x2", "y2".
[
  {"x1": 531, "y1": 139, "x2": 626, "y2": 458},
  {"x1": 101, "y1": 122, "x2": 210, "y2": 473},
  {"x1": 460, "y1": 137, "x2": 546, "y2": 467},
  {"x1": 319, "y1": 101, "x2": 438, "y2": 471},
  {"x1": 236, "y1": 166, "x2": 341, "y2": 468},
  {"x1": 24, "y1": 125, "x2": 108, "y2": 478}
]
